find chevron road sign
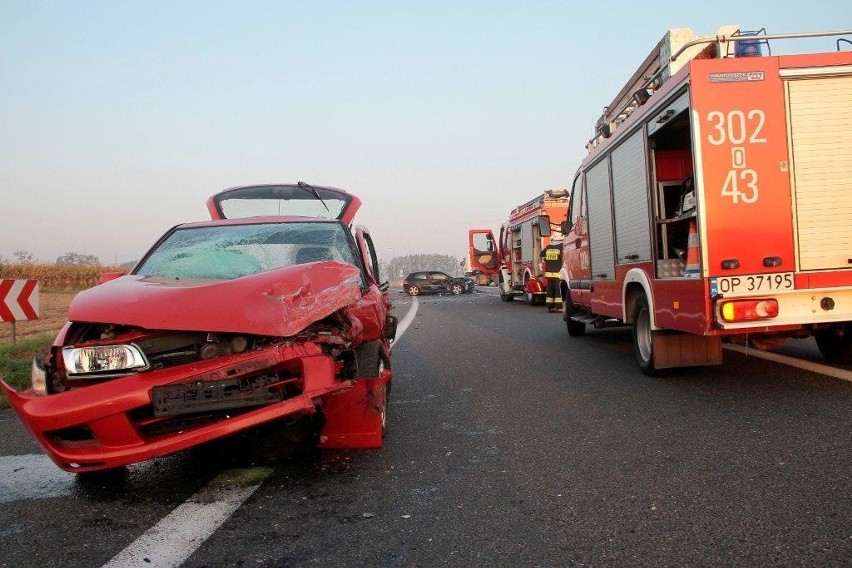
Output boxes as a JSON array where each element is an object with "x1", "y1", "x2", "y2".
[{"x1": 0, "y1": 279, "x2": 40, "y2": 322}]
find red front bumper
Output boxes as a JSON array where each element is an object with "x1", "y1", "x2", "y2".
[{"x1": 0, "y1": 343, "x2": 390, "y2": 473}]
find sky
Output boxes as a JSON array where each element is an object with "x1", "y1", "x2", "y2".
[{"x1": 1, "y1": 1, "x2": 849, "y2": 265}]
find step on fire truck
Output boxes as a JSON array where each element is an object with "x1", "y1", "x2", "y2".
[
  {"x1": 469, "y1": 190, "x2": 569, "y2": 304},
  {"x1": 560, "y1": 26, "x2": 852, "y2": 375}
]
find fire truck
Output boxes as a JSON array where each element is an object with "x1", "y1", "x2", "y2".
[
  {"x1": 560, "y1": 26, "x2": 852, "y2": 375},
  {"x1": 469, "y1": 190, "x2": 569, "y2": 304}
]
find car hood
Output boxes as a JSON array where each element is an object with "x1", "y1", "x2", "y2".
[{"x1": 68, "y1": 262, "x2": 363, "y2": 337}]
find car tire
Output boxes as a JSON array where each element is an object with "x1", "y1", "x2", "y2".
[
  {"x1": 77, "y1": 466, "x2": 128, "y2": 487},
  {"x1": 355, "y1": 340, "x2": 390, "y2": 438},
  {"x1": 564, "y1": 293, "x2": 586, "y2": 337},
  {"x1": 632, "y1": 293, "x2": 659, "y2": 376},
  {"x1": 451, "y1": 283, "x2": 463, "y2": 295},
  {"x1": 406, "y1": 285, "x2": 420, "y2": 296}
]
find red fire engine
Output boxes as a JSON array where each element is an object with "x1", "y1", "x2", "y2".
[
  {"x1": 560, "y1": 26, "x2": 852, "y2": 374},
  {"x1": 468, "y1": 190, "x2": 569, "y2": 304}
]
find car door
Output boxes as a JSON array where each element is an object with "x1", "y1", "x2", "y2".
[{"x1": 429, "y1": 272, "x2": 451, "y2": 294}]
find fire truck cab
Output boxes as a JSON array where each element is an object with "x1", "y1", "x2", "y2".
[
  {"x1": 469, "y1": 190, "x2": 569, "y2": 304},
  {"x1": 561, "y1": 26, "x2": 852, "y2": 374}
]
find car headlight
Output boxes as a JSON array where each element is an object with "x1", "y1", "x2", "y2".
[{"x1": 62, "y1": 344, "x2": 149, "y2": 376}]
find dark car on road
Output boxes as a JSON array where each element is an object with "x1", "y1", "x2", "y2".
[{"x1": 403, "y1": 271, "x2": 475, "y2": 296}]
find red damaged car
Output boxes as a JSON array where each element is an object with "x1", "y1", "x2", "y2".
[{"x1": 0, "y1": 182, "x2": 396, "y2": 474}]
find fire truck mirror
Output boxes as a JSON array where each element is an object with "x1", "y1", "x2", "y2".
[{"x1": 538, "y1": 215, "x2": 551, "y2": 237}]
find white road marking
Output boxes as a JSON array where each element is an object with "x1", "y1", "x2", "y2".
[
  {"x1": 391, "y1": 296, "x2": 418, "y2": 349},
  {"x1": 0, "y1": 454, "x2": 75, "y2": 502},
  {"x1": 104, "y1": 469, "x2": 272, "y2": 568},
  {"x1": 724, "y1": 343, "x2": 852, "y2": 382}
]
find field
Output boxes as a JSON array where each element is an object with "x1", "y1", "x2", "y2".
[{"x1": 0, "y1": 292, "x2": 74, "y2": 344}]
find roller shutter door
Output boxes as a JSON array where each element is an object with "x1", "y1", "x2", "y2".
[{"x1": 788, "y1": 75, "x2": 852, "y2": 270}]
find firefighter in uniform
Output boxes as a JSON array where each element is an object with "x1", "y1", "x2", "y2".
[{"x1": 540, "y1": 235, "x2": 563, "y2": 313}]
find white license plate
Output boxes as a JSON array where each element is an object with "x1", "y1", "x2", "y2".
[{"x1": 712, "y1": 273, "x2": 795, "y2": 296}]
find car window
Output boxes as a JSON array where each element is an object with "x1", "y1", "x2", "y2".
[
  {"x1": 135, "y1": 221, "x2": 359, "y2": 280},
  {"x1": 432, "y1": 273, "x2": 449, "y2": 281},
  {"x1": 414, "y1": 273, "x2": 428, "y2": 280}
]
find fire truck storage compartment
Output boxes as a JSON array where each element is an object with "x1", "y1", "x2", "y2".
[
  {"x1": 648, "y1": 93, "x2": 694, "y2": 279},
  {"x1": 787, "y1": 74, "x2": 852, "y2": 271}
]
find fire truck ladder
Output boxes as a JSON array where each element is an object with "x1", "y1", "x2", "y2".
[{"x1": 587, "y1": 27, "x2": 852, "y2": 150}]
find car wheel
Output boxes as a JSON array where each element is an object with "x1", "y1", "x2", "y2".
[
  {"x1": 564, "y1": 293, "x2": 586, "y2": 337},
  {"x1": 355, "y1": 341, "x2": 390, "y2": 438},
  {"x1": 632, "y1": 293, "x2": 659, "y2": 376},
  {"x1": 451, "y1": 283, "x2": 463, "y2": 295},
  {"x1": 815, "y1": 324, "x2": 852, "y2": 364},
  {"x1": 76, "y1": 466, "x2": 128, "y2": 487},
  {"x1": 406, "y1": 285, "x2": 420, "y2": 296}
]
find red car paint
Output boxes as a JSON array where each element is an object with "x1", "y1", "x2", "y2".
[{"x1": 0, "y1": 183, "x2": 395, "y2": 473}]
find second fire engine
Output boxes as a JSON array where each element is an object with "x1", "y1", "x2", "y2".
[{"x1": 469, "y1": 190, "x2": 569, "y2": 304}]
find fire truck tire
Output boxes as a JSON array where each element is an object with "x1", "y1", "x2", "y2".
[
  {"x1": 498, "y1": 277, "x2": 514, "y2": 301},
  {"x1": 632, "y1": 294, "x2": 659, "y2": 376},
  {"x1": 815, "y1": 325, "x2": 852, "y2": 364},
  {"x1": 564, "y1": 294, "x2": 586, "y2": 337},
  {"x1": 406, "y1": 285, "x2": 420, "y2": 296}
]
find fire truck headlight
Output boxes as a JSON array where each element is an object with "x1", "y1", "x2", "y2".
[{"x1": 720, "y1": 299, "x2": 779, "y2": 322}]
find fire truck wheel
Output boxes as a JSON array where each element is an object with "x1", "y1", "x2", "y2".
[
  {"x1": 406, "y1": 285, "x2": 420, "y2": 296},
  {"x1": 815, "y1": 324, "x2": 852, "y2": 364},
  {"x1": 564, "y1": 295, "x2": 586, "y2": 337},
  {"x1": 498, "y1": 277, "x2": 514, "y2": 301},
  {"x1": 632, "y1": 294, "x2": 659, "y2": 376}
]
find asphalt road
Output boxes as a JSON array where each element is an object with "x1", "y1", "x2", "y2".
[{"x1": 2, "y1": 287, "x2": 852, "y2": 566}]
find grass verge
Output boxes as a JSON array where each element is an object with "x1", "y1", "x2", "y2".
[{"x1": 0, "y1": 333, "x2": 54, "y2": 409}]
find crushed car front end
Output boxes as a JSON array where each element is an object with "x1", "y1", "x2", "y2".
[{"x1": 0, "y1": 215, "x2": 394, "y2": 473}]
